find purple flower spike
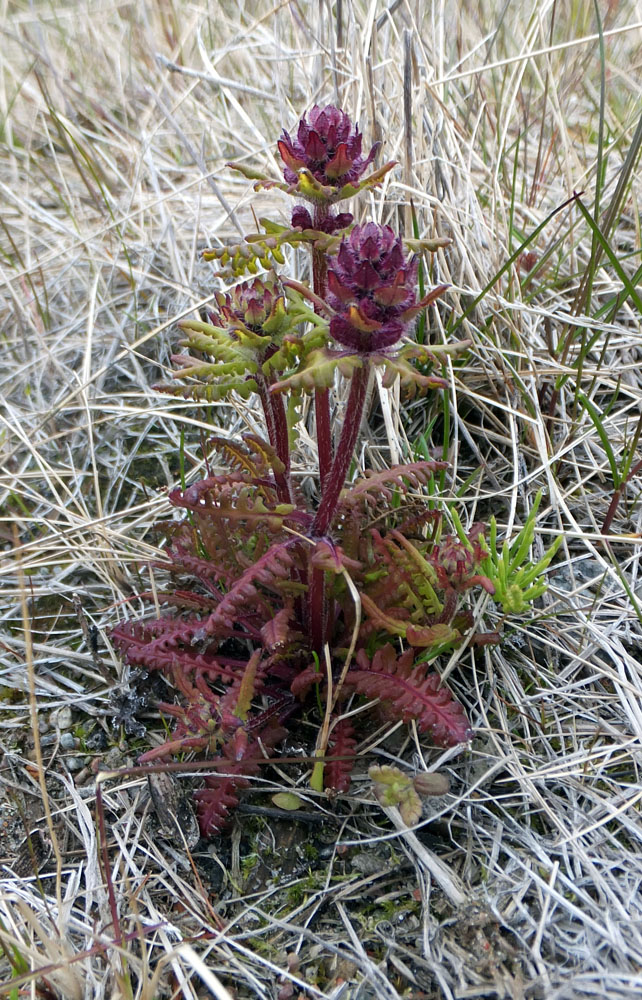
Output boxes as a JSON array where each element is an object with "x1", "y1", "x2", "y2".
[
  {"x1": 326, "y1": 223, "x2": 420, "y2": 353},
  {"x1": 278, "y1": 105, "x2": 379, "y2": 189}
]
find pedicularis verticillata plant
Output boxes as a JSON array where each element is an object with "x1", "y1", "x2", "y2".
[{"x1": 111, "y1": 106, "x2": 544, "y2": 836}]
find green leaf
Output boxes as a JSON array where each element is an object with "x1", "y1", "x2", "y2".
[
  {"x1": 335, "y1": 160, "x2": 397, "y2": 201},
  {"x1": 155, "y1": 377, "x2": 257, "y2": 402},
  {"x1": 271, "y1": 791, "x2": 304, "y2": 811},
  {"x1": 227, "y1": 161, "x2": 273, "y2": 182},
  {"x1": 480, "y1": 493, "x2": 560, "y2": 615},
  {"x1": 576, "y1": 388, "x2": 620, "y2": 488},
  {"x1": 234, "y1": 650, "x2": 261, "y2": 721},
  {"x1": 377, "y1": 355, "x2": 446, "y2": 394},
  {"x1": 271, "y1": 350, "x2": 362, "y2": 394}
]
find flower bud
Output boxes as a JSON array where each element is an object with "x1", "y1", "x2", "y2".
[
  {"x1": 412, "y1": 771, "x2": 450, "y2": 797},
  {"x1": 209, "y1": 278, "x2": 286, "y2": 336},
  {"x1": 430, "y1": 528, "x2": 495, "y2": 595}
]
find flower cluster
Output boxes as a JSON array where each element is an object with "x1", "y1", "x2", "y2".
[
  {"x1": 278, "y1": 105, "x2": 379, "y2": 190},
  {"x1": 430, "y1": 527, "x2": 495, "y2": 595},
  {"x1": 208, "y1": 277, "x2": 286, "y2": 336},
  {"x1": 326, "y1": 223, "x2": 421, "y2": 353}
]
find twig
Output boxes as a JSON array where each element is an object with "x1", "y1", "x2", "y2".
[{"x1": 156, "y1": 53, "x2": 280, "y2": 102}]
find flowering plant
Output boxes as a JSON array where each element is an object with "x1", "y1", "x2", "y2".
[{"x1": 111, "y1": 106, "x2": 509, "y2": 836}]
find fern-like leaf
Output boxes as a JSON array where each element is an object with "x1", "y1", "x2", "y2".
[
  {"x1": 347, "y1": 644, "x2": 471, "y2": 746},
  {"x1": 157, "y1": 535, "x2": 242, "y2": 594},
  {"x1": 202, "y1": 539, "x2": 299, "y2": 633},
  {"x1": 154, "y1": 377, "x2": 257, "y2": 402},
  {"x1": 325, "y1": 719, "x2": 357, "y2": 793},
  {"x1": 201, "y1": 233, "x2": 286, "y2": 279},
  {"x1": 271, "y1": 349, "x2": 362, "y2": 394},
  {"x1": 359, "y1": 593, "x2": 461, "y2": 651},
  {"x1": 261, "y1": 605, "x2": 297, "y2": 651},
  {"x1": 194, "y1": 720, "x2": 287, "y2": 835},
  {"x1": 342, "y1": 460, "x2": 448, "y2": 506},
  {"x1": 171, "y1": 481, "x2": 296, "y2": 531},
  {"x1": 195, "y1": 774, "x2": 245, "y2": 834},
  {"x1": 290, "y1": 662, "x2": 322, "y2": 700},
  {"x1": 377, "y1": 355, "x2": 448, "y2": 395},
  {"x1": 110, "y1": 618, "x2": 243, "y2": 680}
]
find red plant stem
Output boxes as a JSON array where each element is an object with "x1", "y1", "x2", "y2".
[
  {"x1": 602, "y1": 456, "x2": 642, "y2": 534},
  {"x1": 316, "y1": 390, "x2": 332, "y2": 489},
  {"x1": 308, "y1": 363, "x2": 370, "y2": 653},
  {"x1": 306, "y1": 202, "x2": 334, "y2": 653},
  {"x1": 270, "y1": 386, "x2": 292, "y2": 476},
  {"x1": 255, "y1": 372, "x2": 293, "y2": 505},
  {"x1": 312, "y1": 363, "x2": 370, "y2": 537},
  {"x1": 95, "y1": 782, "x2": 123, "y2": 948},
  {"x1": 312, "y1": 204, "x2": 332, "y2": 489},
  {"x1": 307, "y1": 564, "x2": 328, "y2": 656}
]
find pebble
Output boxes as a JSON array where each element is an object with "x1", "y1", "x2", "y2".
[
  {"x1": 351, "y1": 852, "x2": 389, "y2": 876},
  {"x1": 50, "y1": 706, "x2": 73, "y2": 730},
  {"x1": 35, "y1": 732, "x2": 78, "y2": 750},
  {"x1": 85, "y1": 729, "x2": 108, "y2": 752},
  {"x1": 103, "y1": 747, "x2": 126, "y2": 769}
]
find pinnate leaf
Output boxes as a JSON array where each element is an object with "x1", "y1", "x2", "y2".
[
  {"x1": 325, "y1": 719, "x2": 357, "y2": 793},
  {"x1": 343, "y1": 460, "x2": 447, "y2": 505},
  {"x1": 347, "y1": 644, "x2": 472, "y2": 746},
  {"x1": 202, "y1": 539, "x2": 298, "y2": 632},
  {"x1": 271, "y1": 349, "x2": 362, "y2": 394}
]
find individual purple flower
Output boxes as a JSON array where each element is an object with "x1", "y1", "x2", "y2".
[
  {"x1": 278, "y1": 105, "x2": 379, "y2": 188},
  {"x1": 326, "y1": 222, "x2": 424, "y2": 353}
]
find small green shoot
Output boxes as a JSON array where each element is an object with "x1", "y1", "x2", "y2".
[
  {"x1": 370, "y1": 764, "x2": 422, "y2": 827},
  {"x1": 479, "y1": 491, "x2": 562, "y2": 614}
]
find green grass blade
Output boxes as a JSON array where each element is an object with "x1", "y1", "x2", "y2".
[{"x1": 576, "y1": 388, "x2": 620, "y2": 488}]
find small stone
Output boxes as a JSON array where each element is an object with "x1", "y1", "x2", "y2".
[
  {"x1": 103, "y1": 747, "x2": 125, "y2": 769},
  {"x1": 59, "y1": 733, "x2": 77, "y2": 750},
  {"x1": 351, "y1": 852, "x2": 388, "y2": 876},
  {"x1": 85, "y1": 729, "x2": 108, "y2": 752},
  {"x1": 66, "y1": 756, "x2": 84, "y2": 771},
  {"x1": 51, "y1": 706, "x2": 73, "y2": 730}
]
